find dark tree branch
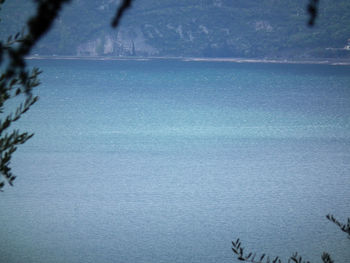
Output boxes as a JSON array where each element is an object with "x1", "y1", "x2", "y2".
[
  {"x1": 307, "y1": 0, "x2": 319, "y2": 26},
  {"x1": 0, "y1": 0, "x2": 70, "y2": 190},
  {"x1": 7, "y1": 0, "x2": 71, "y2": 80},
  {"x1": 1, "y1": 0, "x2": 131, "y2": 190},
  {"x1": 231, "y1": 239, "x2": 338, "y2": 263},
  {"x1": 321, "y1": 253, "x2": 334, "y2": 263},
  {"x1": 326, "y1": 214, "x2": 350, "y2": 237},
  {"x1": 111, "y1": 0, "x2": 133, "y2": 28}
]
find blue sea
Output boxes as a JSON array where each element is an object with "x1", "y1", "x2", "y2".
[{"x1": 1, "y1": 59, "x2": 350, "y2": 263}]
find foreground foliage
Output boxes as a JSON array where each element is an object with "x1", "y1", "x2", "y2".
[
  {"x1": 0, "y1": 0, "x2": 131, "y2": 190},
  {"x1": 232, "y1": 214, "x2": 350, "y2": 263}
]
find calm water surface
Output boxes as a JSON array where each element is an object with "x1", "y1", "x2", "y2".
[{"x1": 1, "y1": 59, "x2": 350, "y2": 263}]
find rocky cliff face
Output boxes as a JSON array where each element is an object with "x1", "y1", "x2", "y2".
[
  {"x1": 2, "y1": 0, "x2": 350, "y2": 58},
  {"x1": 76, "y1": 28, "x2": 159, "y2": 56}
]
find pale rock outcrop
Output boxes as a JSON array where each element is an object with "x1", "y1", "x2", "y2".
[{"x1": 76, "y1": 27, "x2": 159, "y2": 56}]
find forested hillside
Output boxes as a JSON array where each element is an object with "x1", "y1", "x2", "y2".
[{"x1": 1, "y1": 0, "x2": 350, "y2": 58}]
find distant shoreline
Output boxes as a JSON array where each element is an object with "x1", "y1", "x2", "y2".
[{"x1": 25, "y1": 55, "x2": 350, "y2": 66}]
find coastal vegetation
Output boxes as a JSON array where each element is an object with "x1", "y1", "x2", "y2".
[
  {"x1": 1, "y1": 1, "x2": 349, "y2": 263},
  {"x1": 1, "y1": 0, "x2": 350, "y2": 59},
  {"x1": 232, "y1": 214, "x2": 350, "y2": 263}
]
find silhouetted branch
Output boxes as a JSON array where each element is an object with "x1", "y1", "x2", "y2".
[
  {"x1": 232, "y1": 239, "x2": 282, "y2": 263},
  {"x1": 321, "y1": 253, "x2": 334, "y2": 263},
  {"x1": 232, "y1": 239, "x2": 337, "y2": 263},
  {"x1": 307, "y1": 0, "x2": 319, "y2": 26},
  {"x1": 0, "y1": 0, "x2": 69, "y2": 190},
  {"x1": 290, "y1": 252, "x2": 310, "y2": 263},
  {"x1": 326, "y1": 214, "x2": 350, "y2": 237},
  {"x1": 111, "y1": 0, "x2": 134, "y2": 28},
  {"x1": 6, "y1": 0, "x2": 71, "y2": 81},
  {"x1": 1, "y1": 0, "x2": 133, "y2": 191}
]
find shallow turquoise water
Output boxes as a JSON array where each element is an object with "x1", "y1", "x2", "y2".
[{"x1": 1, "y1": 59, "x2": 350, "y2": 263}]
